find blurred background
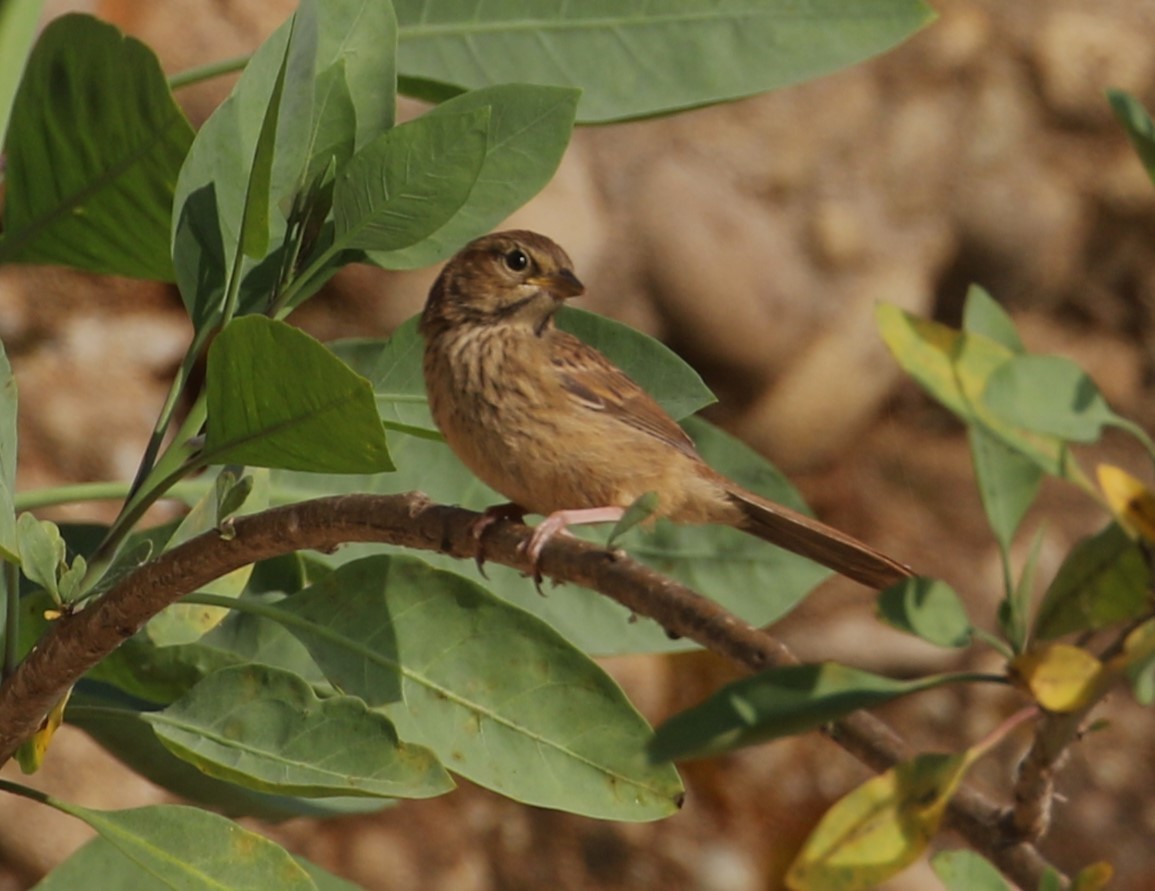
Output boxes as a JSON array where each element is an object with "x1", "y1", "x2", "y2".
[{"x1": 1, "y1": 0, "x2": 1155, "y2": 888}]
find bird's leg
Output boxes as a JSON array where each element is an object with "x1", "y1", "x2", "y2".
[
  {"x1": 471, "y1": 502, "x2": 528, "y2": 576},
  {"x1": 526, "y1": 507, "x2": 626, "y2": 564}
]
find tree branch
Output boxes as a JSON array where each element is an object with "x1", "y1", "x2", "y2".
[{"x1": 0, "y1": 492, "x2": 1060, "y2": 887}]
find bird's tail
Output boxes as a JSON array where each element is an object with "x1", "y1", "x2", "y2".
[{"x1": 723, "y1": 483, "x2": 913, "y2": 590}]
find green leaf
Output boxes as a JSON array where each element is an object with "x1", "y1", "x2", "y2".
[
  {"x1": 330, "y1": 107, "x2": 490, "y2": 252},
  {"x1": 608, "y1": 492, "x2": 661, "y2": 546},
  {"x1": 0, "y1": 341, "x2": 18, "y2": 561},
  {"x1": 786, "y1": 752, "x2": 970, "y2": 891},
  {"x1": 45, "y1": 800, "x2": 317, "y2": 891},
  {"x1": 0, "y1": 14, "x2": 194, "y2": 280},
  {"x1": 876, "y1": 577, "x2": 972, "y2": 648},
  {"x1": 69, "y1": 694, "x2": 384, "y2": 821},
  {"x1": 16, "y1": 513, "x2": 67, "y2": 603},
  {"x1": 1000, "y1": 526, "x2": 1045, "y2": 654},
  {"x1": 931, "y1": 850, "x2": 1013, "y2": 891},
  {"x1": 145, "y1": 664, "x2": 452, "y2": 799},
  {"x1": 393, "y1": 0, "x2": 935, "y2": 124},
  {"x1": 1109, "y1": 89, "x2": 1155, "y2": 186},
  {"x1": 0, "y1": 0, "x2": 41, "y2": 151},
  {"x1": 368, "y1": 84, "x2": 579, "y2": 269},
  {"x1": 1034, "y1": 523, "x2": 1150, "y2": 640},
  {"x1": 969, "y1": 425, "x2": 1042, "y2": 556},
  {"x1": 876, "y1": 304, "x2": 1081, "y2": 483},
  {"x1": 204, "y1": 316, "x2": 393, "y2": 473},
  {"x1": 274, "y1": 555, "x2": 684, "y2": 820},
  {"x1": 961, "y1": 285, "x2": 1024, "y2": 353},
  {"x1": 268, "y1": 414, "x2": 828, "y2": 656},
  {"x1": 650, "y1": 663, "x2": 970, "y2": 761},
  {"x1": 983, "y1": 354, "x2": 1140, "y2": 446}
]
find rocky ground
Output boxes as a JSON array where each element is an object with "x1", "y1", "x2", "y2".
[{"x1": 2, "y1": 0, "x2": 1155, "y2": 888}]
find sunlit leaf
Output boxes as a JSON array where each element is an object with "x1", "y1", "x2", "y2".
[
  {"x1": 394, "y1": 0, "x2": 935, "y2": 123},
  {"x1": 1097, "y1": 464, "x2": 1155, "y2": 544},
  {"x1": 204, "y1": 316, "x2": 393, "y2": 473},
  {"x1": 1010, "y1": 644, "x2": 1105, "y2": 713},
  {"x1": 786, "y1": 752, "x2": 970, "y2": 891}
]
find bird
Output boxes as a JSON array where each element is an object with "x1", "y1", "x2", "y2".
[{"x1": 419, "y1": 230, "x2": 913, "y2": 590}]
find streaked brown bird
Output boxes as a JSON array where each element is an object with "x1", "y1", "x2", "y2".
[{"x1": 420, "y1": 230, "x2": 912, "y2": 589}]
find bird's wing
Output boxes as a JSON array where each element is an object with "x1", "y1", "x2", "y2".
[{"x1": 548, "y1": 329, "x2": 699, "y2": 459}]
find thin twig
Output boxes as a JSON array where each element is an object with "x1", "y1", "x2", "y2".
[{"x1": 0, "y1": 493, "x2": 1063, "y2": 888}]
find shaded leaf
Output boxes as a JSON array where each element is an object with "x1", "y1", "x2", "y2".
[
  {"x1": 1113, "y1": 618, "x2": 1155, "y2": 705},
  {"x1": 394, "y1": 0, "x2": 935, "y2": 123},
  {"x1": 1072, "y1": 861, "x2": 1114, "y2": 891},
  {"x1": 969, "y1": 425, "x2": 1042, "y2": 557},
  {"x1": 786, "y1": 752, "x2": 970, "y2": 891},
  {"x1": 204, "y1": 316, "x2": 393, "y2": 473},
  {"x1": 1034, "y1": 523, "x2": 1149, "y2": 640},
  {"x1": 0, "y1": 14, "x2": 194, "y2": 279},
  {"x1": 46, "y1": 800, "x2": 316, "y2": 890},
  {"x1": 876, "y1": 577, "x2": 972, "y2": 648},
  {"x1": 1010, "y1": 644, "x2": 1105, "y2": 713},
  {"x1": 369, "y1": 84, "x2": 579, "y2": 269},
  {"x1": 650, "y1": 663, "x2": 973, "y2": 761},
  {"x1": 146, "y1": 664, "x2": 452, "y2": 799},
  {"x1": 274, "y1": 555, "x2": 684, "y2": 820},
  {"x1": 608, "y1": 492, "x2": 660, "y2": 547},
  {"x1": 983, "y1": 355, "x2": 1131, "y2": 444}
]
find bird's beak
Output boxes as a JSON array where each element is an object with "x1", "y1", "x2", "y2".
[{"x1": 530, "y1": 268, "x2": 585, "y2": 299}]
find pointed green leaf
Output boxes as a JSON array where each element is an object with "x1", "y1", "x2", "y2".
[
  {"x1": 394, "y1": 0, "x2": 935, "y2": 123},
  {"x1": 1035, "y1": 522, "x2": 1149, "y2": 640},
  {"x1": 651, "y1": 663, "x2": 976, "y2": 761},
  {"x1": 962, "y1": 285, "x2": 1024, "y2": 353},
  {"x1": 968, "y1": 426, "x2": 1042, "y2": 555},
  {"x1": 369, "y1": 84, "x2": 579, "y2": 269},
  {"x1": 145, "y1": 665, "x2": 452, "y2": 799},
  {"x1": 786, "y1": 752, "x2": 969, "y2": 891},
  {"x1": 330, "y1": 107, "x2": 490, "y2": 253},
  {"x1": 876, "y1": 577, "x2": 972, "y2": 648},
  {"x1": 0, "y1": 14, "x2": 193, "y2": 279},
  {"x1": 273, "y1": 555, "x2": 684, "y2": 820},
  {"x1": 46, "y1": 800, "x2": 316, "y2": 891},
  {"x1": 16, "y1": 513, "x2": 67, "y2": 602},
  {"x1": 204, "y1": 316, "x2": 393, "y2": 472}
]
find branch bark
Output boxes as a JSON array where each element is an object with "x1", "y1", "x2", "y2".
[{"x1": 0, "y1": 493, "x2": 1059, "y2": 886}]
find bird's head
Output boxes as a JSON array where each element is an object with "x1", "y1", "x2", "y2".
[{"x1": 420, "y1": 230, "x2": 585, "y2": 336}]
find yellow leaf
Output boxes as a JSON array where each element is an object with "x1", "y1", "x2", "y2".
[
  {"x1": 1073, "y1": 861, "x2": 1113, "y2": 891},
  {"x1": 786, "y1": 753, "x2": 969, "y2": 891},
  {"x1": 1097, "y1": 464, "x2": 1155, "y2": 543},
  {"x1": 1010, "y1": 644, "x2": 1104, "y2": 712},
  {"x1": 15, "y1": 686, "x2": 72, "y2": 774}
]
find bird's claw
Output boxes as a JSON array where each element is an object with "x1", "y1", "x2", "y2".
[{"x1": 470, "y1": 503, "x2": 527, "y2": 577}]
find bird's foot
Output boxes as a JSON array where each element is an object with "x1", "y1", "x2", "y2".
[
  {"x1": 524, "y1": 506, "x2": 625, "y2": 593},
  {"x1": 470, "y1": 503, "x2": 528, "y2": 577}
]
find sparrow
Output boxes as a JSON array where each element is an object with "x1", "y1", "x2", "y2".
[{"x1": 420, "y1": 230, "x2": 912, "y2": 590}]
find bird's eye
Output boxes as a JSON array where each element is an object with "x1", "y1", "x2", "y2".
[{"x1": 503, "y1": 249, "x2": 529, "y2": 272}]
